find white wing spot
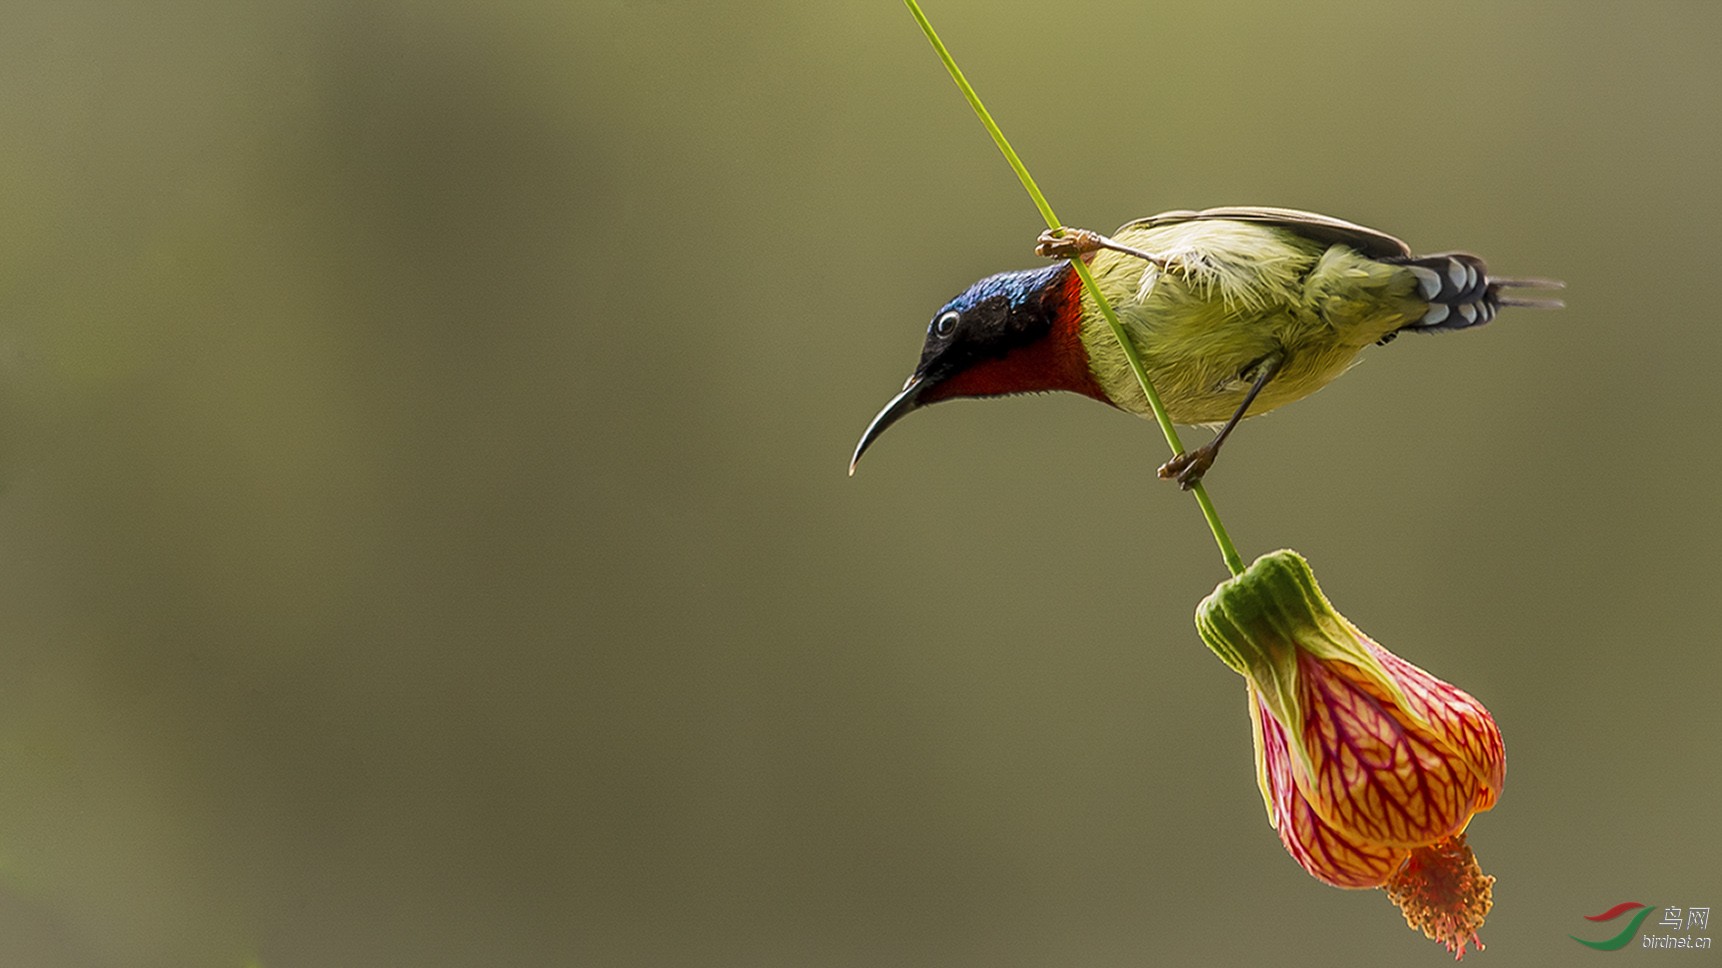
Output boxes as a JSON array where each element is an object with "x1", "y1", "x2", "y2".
[{"x1": 1421, "y1": 304, "x2": 1451, "y2": 327}]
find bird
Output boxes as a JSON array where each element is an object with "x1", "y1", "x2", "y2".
[{"x1": 849, "y1": 206, "x2": 1562, "y2": 487}]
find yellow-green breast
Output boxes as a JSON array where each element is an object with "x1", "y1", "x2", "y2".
[{"x1": 1077, "y1": 219, "x2": 1425, "y2": 426}]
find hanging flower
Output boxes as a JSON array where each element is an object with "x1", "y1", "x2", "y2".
[{"x1": 1196, "y1": 550, "x2": 1506, "y2": 959}]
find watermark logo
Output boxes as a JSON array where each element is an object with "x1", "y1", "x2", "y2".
[{"x1": 1572, "y1": 902, "x2": 1712, "y2": 951}]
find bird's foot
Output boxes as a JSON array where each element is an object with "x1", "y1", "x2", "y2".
[
  {"x1": 1158, "y1": 447, "x2": 1215, "y2": 491},
  {"x1": 1035, "y1": 227, "x2": 1106, "y2": 261},
  {"x1": 1037, "y1": 227, "x2": 1172, "y2": 269}
]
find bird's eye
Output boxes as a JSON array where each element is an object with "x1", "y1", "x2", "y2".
[{"x1": 933, "y1": 311, "x2": 959, "y2": 338}]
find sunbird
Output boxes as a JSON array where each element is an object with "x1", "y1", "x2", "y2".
[{"x1": 850, "y1": 207, "x2": 1562, "y2": 487}]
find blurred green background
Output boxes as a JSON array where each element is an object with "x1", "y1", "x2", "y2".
[{"x1": 0, "y1": 1, "x2": 1716, "y2": 965}]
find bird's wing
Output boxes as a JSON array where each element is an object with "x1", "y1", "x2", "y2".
[{"x1": 1116, "y1": 207, "x2": 1413, "y2": 260}]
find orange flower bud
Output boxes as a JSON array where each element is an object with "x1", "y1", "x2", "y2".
[{"x1": 1198, "y1": 550, "x2": 1505, "y2": 958}]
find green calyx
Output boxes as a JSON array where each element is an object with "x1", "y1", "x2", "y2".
[{"x1": 1195, "y1": 550, "x2": 1397, "y2": 722}]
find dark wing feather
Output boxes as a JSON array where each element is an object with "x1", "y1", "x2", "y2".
[{"x1": 1116, "y1": 206, "x2": 1413, "y2": 260}]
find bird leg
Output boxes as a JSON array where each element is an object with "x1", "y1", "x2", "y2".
[
  {"x1": 1158, "y1": 353, "x2": 1285, "y2": 490},
  {"x1": 1035, "y1": 227, "x2": 1172, "y2": 269}
]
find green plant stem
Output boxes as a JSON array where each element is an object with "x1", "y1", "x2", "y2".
[{"x1": 902, "y1": 0, "x2": 1244, "y2": 577}]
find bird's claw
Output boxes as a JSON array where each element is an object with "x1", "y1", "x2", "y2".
[
  {"x1": 1038, "y1": 227, "x2": 1174, "y2": 270},
  {"x1": 1158, "y1": 449, "x2": 1214, "y2": 491},
  {"x1": 1035, "y1": 227, "x2": 1105, "y2": 261}
]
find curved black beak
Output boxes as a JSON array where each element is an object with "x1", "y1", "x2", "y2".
[{"x1": 849, "y1": 375, "x2": 926, "y2": 475}]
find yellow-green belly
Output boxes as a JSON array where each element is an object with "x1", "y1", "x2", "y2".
[{"x1": 1076, "y1": 220, "x2": 1423, "y2": 425}]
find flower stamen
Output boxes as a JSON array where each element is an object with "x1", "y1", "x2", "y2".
[{"x1": 1383, "y1": 833, "x2": 1494, "y2": 960}]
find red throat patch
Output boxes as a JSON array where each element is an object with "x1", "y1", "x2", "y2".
[{"x1": 920, "y1": 269, "x2": 1107, "y2": 404}]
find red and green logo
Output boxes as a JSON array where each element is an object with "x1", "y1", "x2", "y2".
[{"x1": 1572, "y1": 902, "x2": 1658, "y2": 950}]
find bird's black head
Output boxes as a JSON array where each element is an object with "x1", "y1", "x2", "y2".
[{"x1": 850, "y1": 262, "x2": 1091, "y2": 473}]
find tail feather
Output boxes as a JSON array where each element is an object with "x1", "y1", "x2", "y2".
[
  {"x1": 1497, "y1": 295, "x2": 1566, "y2": 309},
  {"x1": 1387, "y1": 253, "x2": 1564, "y2": 336}
]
